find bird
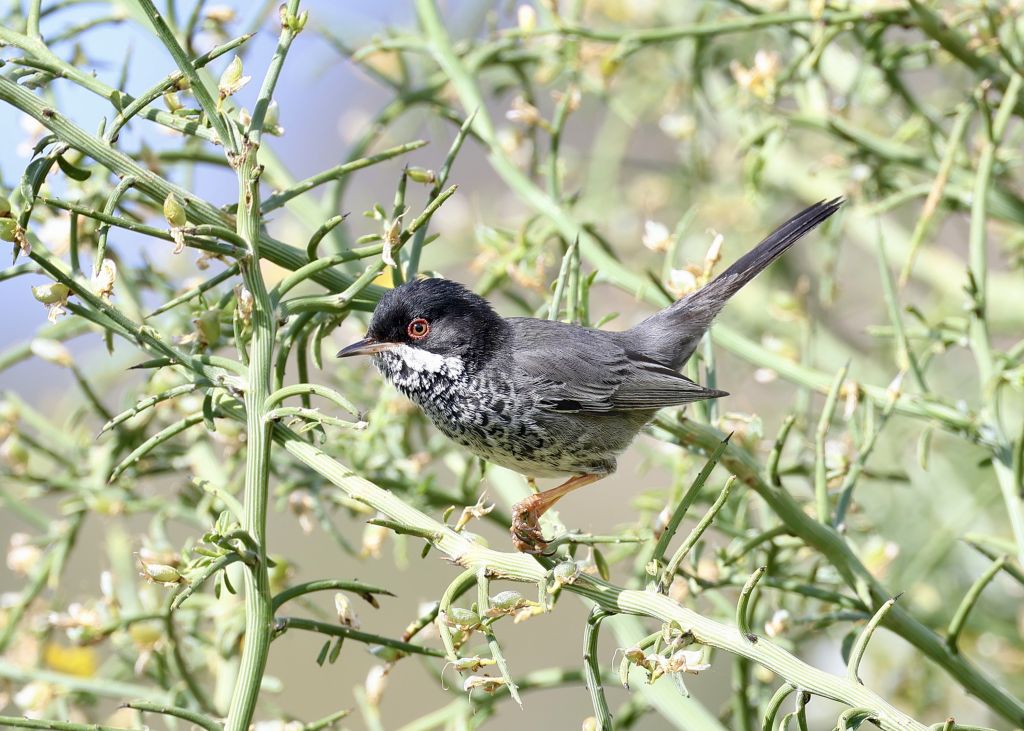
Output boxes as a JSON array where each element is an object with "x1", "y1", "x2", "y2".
[{"x1": 338, "y1": 198, "x2": 843, "y2": 553}]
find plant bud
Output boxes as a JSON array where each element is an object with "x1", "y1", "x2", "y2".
[
  {"x1": 0, "y1": 193, "x2": 11, "y2": 217},
  {"x1": 264, "y1": 100, "x2": 280, "y2": 131},
  {"x1": 30, "y1": 339, "x2": 73, "y2": 367},
  {"x1": 140, "y1": 560, "x2": 182, "y2": 585},
  {"x1": 218, "y1": 56, "x2": 251, "y2": 98},
  {"x1": 163, "y1": 193, "x2": 187, "y2": 228},
  {"x1": 442, "y1": 607, "x2": 482, "y2": 630},
  {"x1": 31, "y1": 282, "x2": 70, "y2": 305},
  {"x1": 0, "y1": 217, "x2": 18, "y2": 242},
  {"x1": 406, "y1": 167, "x2": 436, "y2": 184},
  {"x1": 552, "y1": 560, "x2": 581, "y2": 586}
]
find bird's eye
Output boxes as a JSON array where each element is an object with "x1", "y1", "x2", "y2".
[{"x1": 407, "y1": 317, "x2": 430, "y2": 339}]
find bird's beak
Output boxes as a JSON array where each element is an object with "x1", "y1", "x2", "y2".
[{"x1": 336, "y1": 337, "x2": 397, "y2": 358}]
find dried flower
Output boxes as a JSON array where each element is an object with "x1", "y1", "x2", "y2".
[
  {"x1": 334, "y1": 593, "x2": 360, "y2": 628},
  {"x1": 235, "y1": 284, "x2": 254, "y2": 324},
  {"x1": 30, "y1": 338, "x2": 73, "y2": 367},
  {"x1": 92, "y1": 258, "x2": 117, "y2": 300},
  {"x1": 660, "y1": 648, "x2": 710, "y2": 675},
  {"x1": 382, "y1": 214, "x2": 403, "y2": 268},
  {"x1": 506, "y1": 95, "x2": 541, "y2": 126},
  {"x1": 7, "y1": 533, "x2": 41, "y2": 575},
  {"x1": 517, "y1": 4, "x2": 537, "y2": 32},
  {"x1": 765, "y1": 609, "x2": 790, "y2": 638},
  {"x1": 462, "y1": 675, "x2": 507, "y2": 694},
  {"x1": 365, "y1": 664, "x2": 389, "y2": 707},
  {"x1": 453, "y1": 492, "x2": 495, "y2": 531},
  {"x1": 287, "y1": 489, "x2": 316, "y2": 535},
  {"x1": 14, "y1": 681, "x2": 54, "y2": 718},
  {"x1": 731, "y1": 50, "x2": 781, "y2": 100},
  {"x1": 204, "y1": 5, "x2": 236, "y2": 23},
  {"x1": 642, "y1": 220, "x2": 671, "y2": 253},
  {"x1": 659, "y1": 113, "x2": 696, "y2": 140},
  {"x1": 361, "y1": 521, "x2": 388, "y2": 558},
  {"x1": 666, "y1": 267, "x2": 700, "y2": 298}
]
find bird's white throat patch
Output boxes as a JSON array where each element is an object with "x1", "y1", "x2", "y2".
[{"x1": 392, "y1": 343, "x2": 465, "y2": 377}]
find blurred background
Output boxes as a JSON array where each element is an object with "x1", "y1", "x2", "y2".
[{"x1": 1, "y1": 1, "x2": 1023, "y2": 730}]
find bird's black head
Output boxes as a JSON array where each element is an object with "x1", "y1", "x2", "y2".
[{"x1": 337, "y1": 278, "x2": 509, "y2": 375}]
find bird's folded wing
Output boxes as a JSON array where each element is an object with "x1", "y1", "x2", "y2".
[{"x1": 511, "y1": 322, "x2": 726, "y2": 413}]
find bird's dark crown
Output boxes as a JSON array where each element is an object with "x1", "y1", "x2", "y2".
[{"x1": 368, "y1": 278, "x2": 509, "y2": 369}]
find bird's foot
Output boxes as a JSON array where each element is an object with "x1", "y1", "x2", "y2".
[{"x1": 511, "y1": 501, "x2": 549, "y2": 554}]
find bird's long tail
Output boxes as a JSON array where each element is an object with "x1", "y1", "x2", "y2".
[{"x1": 627, "y1": 198, "x2": 843, "y2": 369}]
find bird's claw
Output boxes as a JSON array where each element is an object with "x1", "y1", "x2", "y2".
[{"x1": 511, "y1": 504, "x2": 549, "y2": 555}]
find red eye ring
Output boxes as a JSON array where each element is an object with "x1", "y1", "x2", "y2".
[{"x1": 407, "y1": 317, "x2": 430, "y2": 339}]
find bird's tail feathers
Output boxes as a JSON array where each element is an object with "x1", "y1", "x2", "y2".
[{"x1": 627, "y1": 198, "x2": 843, "y2": 369}]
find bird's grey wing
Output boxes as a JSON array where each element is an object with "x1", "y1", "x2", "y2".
[
  {"x1": 509, "y1": 319, "x2": 725, "y2": 413},
  {"x1": 610, "y1": 350, "x2": 728, "y2": 409},
  {"x1": 511, "y1": 323, "x2": 625, "y2": 412}
]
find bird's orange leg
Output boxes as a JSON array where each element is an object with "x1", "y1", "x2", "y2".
[{"x1": 511, "y1": 473, "x2": 603, "y2": 554}]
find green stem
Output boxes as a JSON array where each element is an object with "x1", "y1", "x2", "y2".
[
  {"x1": 222, "y1": 5, "x2": 304, "y2": 729},
  {"x1": 122, "y1": 700, "x2": 222, "y2": 731},
  {"x1": 133, "y1": 0, "x2": 233, "y2": 147},
  {"x1": 271, "y1": 578, "x2": 395, "y2": 611}
]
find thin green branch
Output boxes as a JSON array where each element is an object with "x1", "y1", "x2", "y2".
[{"x1": 133, "y1": 0, "x2": 233, "y2": 148}]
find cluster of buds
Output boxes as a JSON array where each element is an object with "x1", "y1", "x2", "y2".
[
  {"x1": 730, "y1": 50, "x2": 781, "y2": 101},
  {"x1": 620, "y1": 626, "x2": 710, "y2": 696},
  {"x1": 279, "y1": 4, "x2": 309, "y2": 33},
  {"x1": 47, "y1": 602, "x2": 104, "y2": 645}
]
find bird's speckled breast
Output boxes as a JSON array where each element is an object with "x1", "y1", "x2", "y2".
[{"x1": 372, "y1": 350, "x2": 629, "y2": 477}]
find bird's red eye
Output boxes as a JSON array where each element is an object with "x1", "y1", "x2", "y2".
[{"x1": 407, "y1": 318, "x2": 430, "y2": 339}]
